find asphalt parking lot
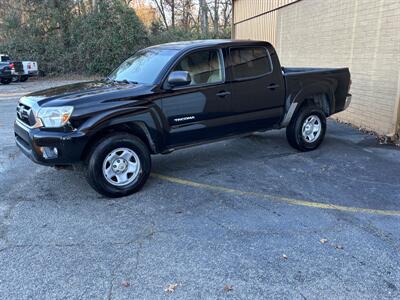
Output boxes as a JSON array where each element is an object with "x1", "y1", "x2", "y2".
[{"x1": 0, "y1": 79, "x2": 399, "y2": 299}]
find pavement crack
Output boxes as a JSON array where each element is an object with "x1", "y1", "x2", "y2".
[
  {"x1": 0, "y1": 201, "x2": 20, "y2": 251},
  {"x1": 299, "y1": 292, "x2": 307, "y2": 300},
  {"x1": 106, "y1": 222, "x2": 161, "y2": 300},
  {"x1": 339, "y1": 214, "x2": 399, "y2": 252}
]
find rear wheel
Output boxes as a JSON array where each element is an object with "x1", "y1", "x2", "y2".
[
  {"x1": 19, "y1": 75, "x2": 29, "y2": 82},
  {"x1": 0, "y1": 78, "x2": 12, "y2": 84},
  {"x1": 86, "y1": 133, "x2": 151, "y2": 197},
  {"x1": 286, "y1": 105, "x2": 326, "y2": 151}
]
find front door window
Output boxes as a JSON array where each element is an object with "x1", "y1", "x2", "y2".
[{"x1": 173, "y1": 50, "x2": 224, "y2": 86}]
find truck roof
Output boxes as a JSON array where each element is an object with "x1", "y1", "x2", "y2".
[{"x1": 148, "y1": 39, "x2": 272, "y2": 51}]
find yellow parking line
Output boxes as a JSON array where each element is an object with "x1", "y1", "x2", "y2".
[
  {"x1": 0, "y1": 92, "x2": 27, "y2": 97},
  {"x1": 151, "y1": 173, "x2": 400, "y2": 216}
]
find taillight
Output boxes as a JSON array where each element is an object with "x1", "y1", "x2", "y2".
[{"x1": 9, "y1": 63, "x2": 14, "y2": 70}]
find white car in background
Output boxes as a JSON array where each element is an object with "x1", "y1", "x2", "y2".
[{"x1": 0, "y1": 54, "x2": 38, "y2": 82}]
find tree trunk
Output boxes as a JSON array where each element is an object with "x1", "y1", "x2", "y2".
[
  {"x1": 171, "y1": 0, "x2": 175, "y2": 28},
  {"x1": 92, "y1": 0, "x2": 97, "y2": 13},
  {"x1": 213, "y1": 0, "x2": 219, "y2": 34},
  {"x1": 199, "y1": 0, "x2": 208, "y2": 34}
]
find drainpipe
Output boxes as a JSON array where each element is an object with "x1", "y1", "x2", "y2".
[
  {"x1": 231, "y1": 0, "x2": 235, "y2": 39},
  {"x1": 393, "y1": 76, "x2": 400, "y2": 144}
]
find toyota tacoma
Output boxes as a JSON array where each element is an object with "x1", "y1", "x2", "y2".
[{"x1": 14, "y1": 40, "x2": 352, "y2": 197}]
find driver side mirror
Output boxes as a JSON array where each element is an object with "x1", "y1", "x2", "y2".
[{"x1": 167, "y1": 71, "x2": 191, "y2": 88}]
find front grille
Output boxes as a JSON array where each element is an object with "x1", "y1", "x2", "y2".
[{"x1": 16, "y1": 103, "x2": 34, "y2": 126}]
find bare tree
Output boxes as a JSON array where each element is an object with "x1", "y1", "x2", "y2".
[
  {"x1": 153, "y1": 0, "x2": 169, "y2": 29},
  {"x1": 169, "y1": 0, "x2": 175, "y2": 28},
  {"x1": 150, "y1": 0, "x2": 231, "y2": 34},
  {"x1": 221, "y1": 0, "x2": 232, "y2": 30},
  {"x1": 209, "y1": 0, "x2": 219, "y2": 34},
  {"x1": 199, "y1": 0, "x2": 208, "y2": 34}
]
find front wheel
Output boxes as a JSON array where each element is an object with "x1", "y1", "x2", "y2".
[
  {"x1": 86, "y1": 133, "x2": 151, "y2": 197},
  {"x1": 286, "y1": 105, "x2": 327, "y2": 151},
  {"x1": 0, "y1": 78, "x2": 12, "y2": 84}
]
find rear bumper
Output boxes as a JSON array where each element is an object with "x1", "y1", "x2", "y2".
[
  {"x1": 344, "y1": 94, "x2": 352, "y2": 110},
  {"x1": 11, "y1": 71, "x2": 38, "y2": 77},
  {"x1": 27, "y1": 70, "x2": 38, "y2": 76},
  {"x1": 14, "y1": 119, "x2": 88, "y2": 166}
]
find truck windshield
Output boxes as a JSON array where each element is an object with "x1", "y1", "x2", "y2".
[{"x1": 107, "y1": 48, "x2": 179, "y2": 84}]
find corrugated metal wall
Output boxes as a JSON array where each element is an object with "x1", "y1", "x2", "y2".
[
  {"x1": 233, "y1": 0, "x2": 297, "y2": 44},
  {"x1": 233, "y1": 0, "x2": 296, "y2": 23},
  {"x1": 232, "y1": 0, "x2": 400, "y2": 137}
]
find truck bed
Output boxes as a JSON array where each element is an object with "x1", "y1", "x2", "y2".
[{"x1": 282, "y1": 67, "x2": 351, "y2": 115}]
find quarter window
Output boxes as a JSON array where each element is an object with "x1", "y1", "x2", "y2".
[
  {"x1": 173, "y1": 50, "x2": 223, "y2": 86},
  {"x1": 231, "y1": 47, "x2": 272, "y2": 79},
  {"x1": 1, "y1": 56, "x2": 10, "y2": 62}
]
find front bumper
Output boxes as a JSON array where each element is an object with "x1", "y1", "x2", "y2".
[
  {"x1": 0, "y1": 72, "x2": 12, "y2": 79},
  {"x1": 14, "y1": 119, "x2": 88, "y2": 166}
]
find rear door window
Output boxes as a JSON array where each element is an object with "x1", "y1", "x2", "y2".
[{"x1": 230, "y1": 47, "x2": 272, "y2": 80}]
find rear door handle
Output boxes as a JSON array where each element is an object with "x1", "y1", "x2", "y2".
[
  {"x1": 267, "y1": 84, "x2": 280, "y2": 90},
  {"x1": 216, "y1": 91, "x2": 231, "y2": 97}
]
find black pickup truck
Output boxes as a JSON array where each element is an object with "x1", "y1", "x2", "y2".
[
  {"x1": 0, "y1": 62, "x2": 13, "y2": 84},
  {"x1": 14, "y1": 40, "x2": 351, "y2": 197}
]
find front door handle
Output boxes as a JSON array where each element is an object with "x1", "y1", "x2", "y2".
[
  {"x1": 267, "y1": 84, "x2": 280, "y2": 90},
  {"x1": 216, "y1": 91, "x2": 231, "y2": 97}
]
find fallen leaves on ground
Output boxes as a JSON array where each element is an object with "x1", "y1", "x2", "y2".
[
  {"x1": 224, "y1": 285, "x2": 234, "y2": 292},
  {"x1": 164, "y1": 283, "x2": 178, "y2": 293},
  {"x1": 319, "y1": 238, "x2": 344, "y2": 250},
  {"x1": 121, "y1": 280, "x2": 130, "y2": 288}
]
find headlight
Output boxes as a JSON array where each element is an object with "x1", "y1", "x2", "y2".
[{"x1": 35, "y1": 106, "x2": 74, "y2": 128}]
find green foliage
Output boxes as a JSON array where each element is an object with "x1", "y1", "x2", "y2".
[
  {"x1": 68, "y1": 1, "x2": 148, "y2": 75},
  {"x1": 0, "y1": 0, "x2": 230, "y2": 76}
]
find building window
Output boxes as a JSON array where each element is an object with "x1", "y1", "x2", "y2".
[{"x1": 230, "y1": 47, "x2": 272, "y2": 79}]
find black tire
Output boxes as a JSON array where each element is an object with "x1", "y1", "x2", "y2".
[
  {"x1": 86, "y1": 133, "x2": 151, "y2": 197},
  {"x1": 0, "y1": 78, "x2": 12, "y2": 84},
  {"x1": 286, "y1": 104, "x2": 326, "y2": 151},
  {"x1": 19, "y1": 75, "x2": 29, "y2": 82}
]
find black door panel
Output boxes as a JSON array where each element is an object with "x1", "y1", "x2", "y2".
[
  {"x1": 161, "y1": 84, "x2": 232, "y2": 146},
  {"x1": 161, "y1": 48, "x2": 234, "y2": 147},
  {"x1": 229, "y1": 46, "x2": 285, "y2": 128}
]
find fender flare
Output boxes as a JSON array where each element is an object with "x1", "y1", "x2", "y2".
[
  {"x1": 81, "y1": 106, "x2": 165, "y2": 155},
  {"x1": 280, "y1": 81, "x2": 335, "y2": 127}
]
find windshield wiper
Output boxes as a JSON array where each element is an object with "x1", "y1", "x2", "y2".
[
  {"x1": 113, "y1": 79, "x2": 139, "y2": 84},
  {"x1": 104, "y1": 77, "x2": 139, "y2": 84}
]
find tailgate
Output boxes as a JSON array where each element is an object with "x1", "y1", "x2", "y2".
[
  {"x1": 26, "y1": 61, "x2": 38, "y2": 73},
  {"x1": 11, "y1": 61, "x2": 24, "y2": 74}
]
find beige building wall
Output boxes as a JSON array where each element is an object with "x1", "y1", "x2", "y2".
[{"x1": 233, "y1": 0, "x2": 400, "y2": 138}]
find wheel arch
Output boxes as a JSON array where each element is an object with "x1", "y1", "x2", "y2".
[
  {"x1": 81, "y1": 121, "x2": 158, "y2": 162},
  {"x1": 281, "y1": 82, "x2": 335, "y2": 127}
]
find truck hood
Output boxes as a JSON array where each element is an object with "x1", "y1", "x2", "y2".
[{"x1": 23, "y1": 80, "x2": 154, "y2": 108}]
